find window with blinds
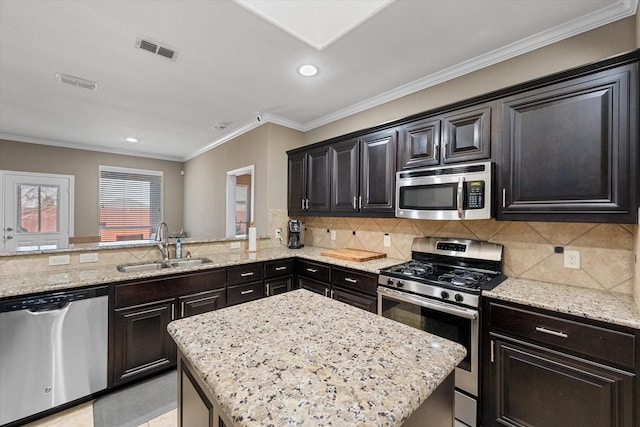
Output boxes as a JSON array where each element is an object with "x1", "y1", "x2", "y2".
[{"x1": 99, "y1": 166, "x2": 163, "y2": 242}]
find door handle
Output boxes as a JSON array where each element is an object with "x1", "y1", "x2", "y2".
[
  {"x1": 457, "y1": 177, "x2": 464, "y2": 219},
  {"x1": 5, "y1": 227, "x2": 12, "y2": 232}
]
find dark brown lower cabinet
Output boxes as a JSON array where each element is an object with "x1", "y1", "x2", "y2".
[
  {"x1": 110, "y1": 269, "x2": 227, "y2": 386},
  {"x1": 332, "y1": 286, "x2": 376, "y2": 313},
  {"x1": 490, "y1": 335, "x2": 634, "y2": 427},
  {"x1": 265, "y1": 275, "x2": 292, "y2": 296},
  {"x1": 112, "y1": 299, "x2": 177, "y2": 385},
  {"x1": 297, "y1": 277, "x2": 329, "y2": 296}
]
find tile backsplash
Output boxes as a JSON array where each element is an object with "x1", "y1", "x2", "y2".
[{"x1": 297, "y1": 216, "x2": 637, "y2": 295}]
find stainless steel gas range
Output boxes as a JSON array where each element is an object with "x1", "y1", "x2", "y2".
[{"x1": 377, "y1": 237, "x2": 505, "y2": 427}]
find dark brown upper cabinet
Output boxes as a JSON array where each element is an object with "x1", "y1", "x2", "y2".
[
  {"x1": 287, "y1": 145, "x2": 331, "y2": 216},
  {"x1": 331, "y1": 129, "x2": 397, "y2": 216},
  {"x1": 398, "y1": 103, "x2": 491, "y2": 170},
  {"x1": 498, "y1": 61, "x2": 638, "y2": 223}
]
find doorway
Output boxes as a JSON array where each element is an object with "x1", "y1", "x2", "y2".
[
  {"x1": 1, "y1": 171, "x2": 74, "y2": 251},
  {"x1": 226, "y1": 165, "x2": 254, "y2": 238}
]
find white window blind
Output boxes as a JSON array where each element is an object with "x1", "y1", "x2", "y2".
[{"x1": 99, "y1": 166, "x2": 163, "y2": 242}]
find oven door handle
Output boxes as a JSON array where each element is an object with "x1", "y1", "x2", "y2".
[{"x1": 378, "y1": 287, "x2": 478, "y2": 320}]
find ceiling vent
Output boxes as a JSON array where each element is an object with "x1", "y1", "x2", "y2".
[
  {"x1": 55, "y1": 73, "x2": 98, "y2": 91},
  {"x1": 135, "y1": 36, "x2": 179, "y2": 61}
]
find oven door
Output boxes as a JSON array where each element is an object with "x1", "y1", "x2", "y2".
[{"x1": 377, "y1": 286, "x2": 479, "y2": 396}]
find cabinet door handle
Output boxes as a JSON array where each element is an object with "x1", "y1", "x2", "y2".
[
  {"x1": 344, "y1": 278, "x2": 357, "y2": 283},
  {"x1": 305, "y1": 199, "x2": 309, "y2": 210},
  {"x1": 535, "y1": 326, "x2": 568, "y2": 338},
  {"x1": 171, "y1": 304, "x2": 175, "y2": 320},
  {"x1": 490, "y1": 339, "x2": 495, "y2": 363},
  {"x1": 502, "y1": 189, "x2": 506, "y2": 208},
  {"x1": 240, "y1": 289, "x2": 254, "y2": 295},
  {"x1": 265, "y1": 284, "x2": 270, "y2": 296},
  {"x1": 324, "y1": 288, "x2": 329, "y2": 297},
  {"x1": 330, "y1": 290, "x2": 335, "y2": 298},
  {"x1": 358, "y1": 195, "x2": 362, "y2": 210},
  {"x1": 240, "y1": 272, "x2": 254, "y2": 277},
  {"x1": 275, "y1": 266, "x2": 287, "y2": 271},
  {"x1": 353, "y1": 196, "x2": 357, "y2": 210},
  {"x1": 306, "y1": 268, "x2": 318, "y2": 273},
  {"x1": 180, "y1": 301, "x2": 185, "y2": 318},
  {"x1": 301, "y1": 199, "x2": 305, "y2": 210}
]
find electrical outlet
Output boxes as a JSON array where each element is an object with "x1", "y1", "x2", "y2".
[
  {"x1": 384, "y1": 233, "x2": 391, "y2": 247},
  {"x1": 564, "y1": 250, "x2": 580, "y2": 269},
  {"x1": 275, "y1": 228, "x2": 282, "y2": 240},
  {"x1": 330, "y1": 230, "x2": 336, "y2": 240},
  {"x1": 48, "y1": 255, "x2": 70, "y2": 266}
]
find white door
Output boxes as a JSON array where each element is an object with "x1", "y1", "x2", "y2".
[{"x1": 1, "y1": 171, "x2": 74, "y2": 251}]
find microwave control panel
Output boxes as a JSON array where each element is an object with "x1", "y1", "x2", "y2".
[{"x1": 465, "y1": 181, "x2": 485, "y2": 209}]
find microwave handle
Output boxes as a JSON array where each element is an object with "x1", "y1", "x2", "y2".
[{"x1": 457, "y1": 177, "x2": 464, "y2": 219}]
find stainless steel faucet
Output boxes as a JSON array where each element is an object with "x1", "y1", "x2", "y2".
[{"x1": 156, "y1": 221, "x2": 169, "y2": 260}]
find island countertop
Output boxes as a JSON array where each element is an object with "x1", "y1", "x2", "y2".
[{"x1": 167, "y1": 289, "x2": 466, "y2": 427}]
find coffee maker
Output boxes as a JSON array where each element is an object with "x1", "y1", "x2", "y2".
[{"x1": 287, "y1": 220, "x2": 304, "y2": 249}]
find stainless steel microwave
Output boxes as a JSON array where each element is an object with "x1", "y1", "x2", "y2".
[{"x1": 396, "y1": 161, "x2": 493, "y2": 220}]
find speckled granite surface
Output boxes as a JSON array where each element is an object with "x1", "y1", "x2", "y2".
[
  {"x1": 168, "y1": 289, "x2": 465, "y2": 427},
  {"x1": 0, "y1": 246, "x2": 403, "y2": 299},
  {"x1": 484, "y1": 278, "x2": 640, "y2": 329}
]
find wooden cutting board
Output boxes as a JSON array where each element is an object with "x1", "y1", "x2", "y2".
[{"x1": 320, "y1": 248, "x2": 387, "y2": 262}]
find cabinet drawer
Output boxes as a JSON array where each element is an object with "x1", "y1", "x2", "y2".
[
  {"x1": 264, "y1": 259, "x2": 294, "y2": 278},
  {"x1": 490, "y1": 302, "x2": 636, "y2": 369},
  {"x1": 331, "y1": 267, "x2": 377, "y2": 296},
  {"x1": 297, "y1": 260, "x2": 330, "y2": 283},
  {"x1": 114, "y1": 269, "x2": 226, "y2": 308},
  {"x1": 227, "y1": 263, "x2": 264, "y2": 285},
  {"x1": 227, "y1": 281, "x2": 264, "y2": 306},
  {"x1": 178, "y1": 289, "x2": 226, "y2": 318}
]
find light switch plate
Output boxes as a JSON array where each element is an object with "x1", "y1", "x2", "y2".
[
  {"x1": 330, "y1": 230, "x2": 336, "y2": 240},
  {"x1": 384, "y1": 233, "x2": 391, "y2": 247}
]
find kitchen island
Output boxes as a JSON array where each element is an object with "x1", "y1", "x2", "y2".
[{"x1": 167, "y1": 289, "x2": 466, "y2": 427}]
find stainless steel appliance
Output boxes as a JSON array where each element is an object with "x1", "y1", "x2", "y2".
[
  {"x1": 396, "y1": 161, "x2": 493, "y2": 220},
  {"x1": 287, "y1": 219, "x2": 304, "y2": 249},
  {"x1": 0, "y1": 286, "x2": 108, "y2": 425},
  {"x1": 378, "y1": 237, "x2": 505, "y2": 427}
]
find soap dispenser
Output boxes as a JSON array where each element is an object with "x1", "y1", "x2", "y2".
[{"x1": 175, "y1": 237, "x2": 182, "y2": 259}]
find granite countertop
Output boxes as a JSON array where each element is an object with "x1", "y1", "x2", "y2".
[
  {"x1": 484, "y1": 277, "x2": 640, "y2": 330},
  {"x1": 167, "y1": 289, "x2": 466, "y2": 427},
  {"x1": 0, "y1": 246, "x2": 404, "y2": 299}
]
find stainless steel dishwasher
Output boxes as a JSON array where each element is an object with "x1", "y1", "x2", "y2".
[{"x1": 0, "y1": 286, "x2": 108, "y2": 425}]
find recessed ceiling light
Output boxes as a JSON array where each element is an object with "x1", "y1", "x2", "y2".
[
  {"x1": 298, "y1": 64, "x2": 318, "y2": 77},
  {"x1": 125, "y1": 137, "x2": 138, "y2": 143}
]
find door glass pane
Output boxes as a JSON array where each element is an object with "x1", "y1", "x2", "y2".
[{"x1": 16, "y1": 184, "x2": 59, "y2": 233}]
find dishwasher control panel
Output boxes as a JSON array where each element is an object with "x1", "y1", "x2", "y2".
[{"x1": 0, "y1": 286, "x2": 108, "y2": 312}]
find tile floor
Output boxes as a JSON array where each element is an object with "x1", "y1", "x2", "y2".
[{"x1": 22, "y1": 402, "x2": 176, "y2": 427}]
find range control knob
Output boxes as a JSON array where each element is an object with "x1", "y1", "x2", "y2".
[
  {"x1": 386, "y1": 278, "x2": 394, "y2": 286},
  {"x1": 455, "y1": 294, "x2": 464, "y2": 302},
  {"x1": 441, "y1": 291, "x2": 450, "y2": 299},
  {"x1": 397, "y1": 281, "x2": 404, "y2": 288}
]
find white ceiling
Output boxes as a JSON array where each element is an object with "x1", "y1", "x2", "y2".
[{"x1": 0, "y1": 0, "x2": 636, "y2": 162}]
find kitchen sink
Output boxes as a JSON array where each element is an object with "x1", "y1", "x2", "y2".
[{"x1": 117, "y1": 257, "x2": 212, "y2": 273}]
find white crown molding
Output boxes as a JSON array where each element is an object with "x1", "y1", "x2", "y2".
[
  {"x1": 302, "y1": 0, "x2": 638, "y2": 132},
  {"x1": 0, "y1": 133, "x2": 183, "y2": 162},
  {"x1": 196, "y1": 0, "x2": 636, "y2": 151}
]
